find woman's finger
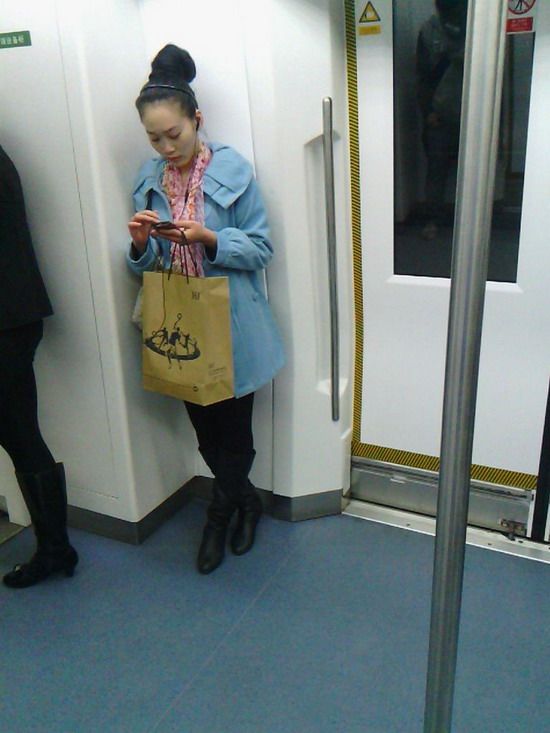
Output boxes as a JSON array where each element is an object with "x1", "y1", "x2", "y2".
[{"x1": 132, "y1": 210, "x2": 159, "y2": 223}]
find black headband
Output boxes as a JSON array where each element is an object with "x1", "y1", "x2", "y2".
[{"x1": 142, "y1": 83, "x2": 197, "y2": 103}]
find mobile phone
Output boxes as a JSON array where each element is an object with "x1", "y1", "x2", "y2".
[{"x1": 152, "y1": 221, "x2": 178, "y2": 231}]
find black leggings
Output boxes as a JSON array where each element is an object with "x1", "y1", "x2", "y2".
[
  {"x1": 184, "y1": 393, "x2": 254, "y2": 457},
  {"x1": 0, "y1": 321, "x2": 55, "y2": 474}
]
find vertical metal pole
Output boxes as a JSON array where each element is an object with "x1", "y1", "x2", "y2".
[
  {"x1": 322, "y1": 96, "x2": 340, "y2": 422},
  {"x1": 423, "y1": 2, "x2": 508, "y2": 732}
]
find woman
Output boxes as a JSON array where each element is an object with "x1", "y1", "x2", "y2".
[
  {"x1": 0, "y1": 145, "x2": 78, "y2": 588},
  {"x1": 127, "y1": 45, "x2": 284, "y2": 574}
]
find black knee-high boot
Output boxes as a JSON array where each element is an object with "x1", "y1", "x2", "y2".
[
  {"x1": 197, "y1": 480, "x2": 235, "y2": 575},
  {"x1": 231, "y1": 480, "x2": 263, "y2": 556},
  {"x1": 196, "y1": 444, "x2": 237, "y2": 574},
  {"x1": 216, "y1": 449, "x2": 262, "y2": 556},
  {"x1": 199, "y1": 445, "x2": 219, "y2": 477},
  {"x1": 3, "y1": 463, "x2": 79, "y2": 589}
]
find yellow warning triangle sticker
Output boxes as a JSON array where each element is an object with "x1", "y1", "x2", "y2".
[{"x1": 359, "y1": 2, "x2": 381, "y2": 23}]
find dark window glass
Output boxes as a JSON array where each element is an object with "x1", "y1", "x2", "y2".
[{"x1": 393, "y1": 0, "x2": 534, "y2": 282}]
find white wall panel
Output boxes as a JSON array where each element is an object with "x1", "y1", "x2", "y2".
[
  {"x1": 56, "y1": 0, "x2": 199, "y2": 519},
  {"x1": 240, "y1": 0, "x2": 354, "y2": 498}
]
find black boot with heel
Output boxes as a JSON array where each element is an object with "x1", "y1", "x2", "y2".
[
  {"x1": 196, "y1": 446, "x2": 262, "y2": 572},
  {"x1": 216, "y1": 449, "x2": 262, "y2": 557},
  {"x1": 197, "y1": 480, "x2": 235, "y2": 574},
  {"x1": 3, "y1": 463, "x2": 78, "y2": 589},
  {"x1": 230, "y1": 480, "x2": 263, "y2": 556}
]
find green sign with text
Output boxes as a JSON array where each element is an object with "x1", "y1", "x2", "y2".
[{"x1": 0, "y1": 31, "x2": 32, "y2": 49}]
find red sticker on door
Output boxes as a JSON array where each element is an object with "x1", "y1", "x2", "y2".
[{"x1": 507, "y1": 0, "x2": 538, "y2": 34}]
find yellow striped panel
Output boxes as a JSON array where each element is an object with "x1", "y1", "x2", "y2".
[
  {"x1": 345, "y1": 0, "x2": 365, "y2": 444},
  {"x1": 470, "y1": 464, "x2": 536, "y2": 490},
  {"x1": 352, "y1": 441, "x2": 537, "y2": 490}
]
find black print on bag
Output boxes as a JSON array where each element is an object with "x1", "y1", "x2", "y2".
[{"x1": 144, "y1": 312, "x2": 200, "y2": 367}]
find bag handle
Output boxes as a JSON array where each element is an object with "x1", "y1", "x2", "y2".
[
  {"x1": 145, "y1": 189, "x2": 163, "y2": 273},
  {"x1": 147, "y1": 187, "x2": 199, "y2": 282},
  {"x1": 168, "y1": 230, "x2": 192, "y2": 283}
]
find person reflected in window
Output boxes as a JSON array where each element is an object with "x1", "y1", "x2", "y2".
[
  {"x1": 417, "y1": 0, "x2": 468, "y2": 240},
  {"x1": 0, "y1": 146, "x2": 78, "y2": 588}
]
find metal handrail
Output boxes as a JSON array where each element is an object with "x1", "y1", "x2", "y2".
[{"x1": 322, "y1": 96, "x2": 340, "y2": 422}]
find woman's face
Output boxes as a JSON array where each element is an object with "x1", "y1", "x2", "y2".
[{"x1": 141, "y1": 101, "x2": 199, "y2": 169}]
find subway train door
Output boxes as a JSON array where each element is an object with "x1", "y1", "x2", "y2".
[{"x1": 348, "y1": 0, "x2": 550, "y2": 538}]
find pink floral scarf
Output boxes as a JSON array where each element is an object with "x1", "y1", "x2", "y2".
[{"x1": 162, "y1": 141, "x2": 212, "y2": 277}]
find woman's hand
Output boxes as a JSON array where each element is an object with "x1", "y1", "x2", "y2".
[
  {"x1": 175, "y1": 220, "x2": 218, "y2": 250},
  {"x1": 128, "y1": 210, "x2": 160, "y2": 253}
]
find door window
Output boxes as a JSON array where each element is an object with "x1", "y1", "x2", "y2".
[{"x1": 393, "y1": 0, "x2": 534, "y2": 283}]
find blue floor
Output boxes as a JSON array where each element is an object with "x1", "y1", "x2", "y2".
[{"x1": 1, "y1": 500, "x2": 549, "y2": 733}]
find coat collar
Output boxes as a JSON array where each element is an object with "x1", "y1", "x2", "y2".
[{"x1": 134, "y1": 142, "x2": 253, "y2": 210}]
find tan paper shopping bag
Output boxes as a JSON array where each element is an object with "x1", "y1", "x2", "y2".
[{"x1": 141, "y1": 270, "x2": 234, "y2": 405}]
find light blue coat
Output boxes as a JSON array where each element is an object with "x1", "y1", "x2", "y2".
[{"x1": 127, "y1": 142, "x2": 285, "y2": 397}]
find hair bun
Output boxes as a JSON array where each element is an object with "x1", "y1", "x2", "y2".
[{"x1": 149, "y1": 44, "x2": 196, "y2": 84}]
